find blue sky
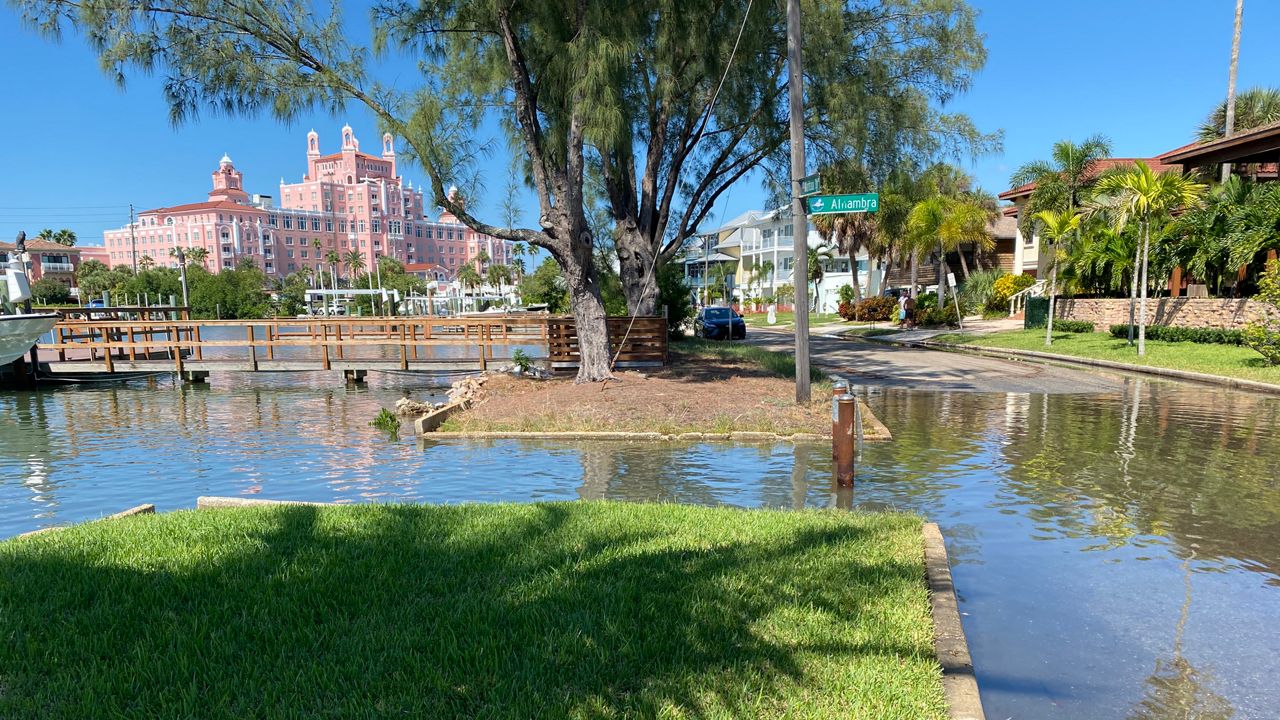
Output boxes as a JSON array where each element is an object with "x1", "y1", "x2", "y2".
[{"x1": 0, "y1": 0, "x2": 1273, "y2": 246}]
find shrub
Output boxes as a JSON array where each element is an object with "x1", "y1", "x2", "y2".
[
  {"x1": 915, "y1": 304, "x2": 959, "y2": 328},
  {"x1": 958, "y1": 269, "x2": 1006, "y2": 314},
  {"x1": 836, "y1": 284, "x2": 857, "y2": 305},
  {"x1": 31, "y1": 276, "x2": 71, "y2": 304},
  {"x1": 990, "y1": 273, "x2": 1037, "y2": 309},
  {"x1": 656, "y1": 262, "x2": 694, "y2": 338},
  {"x1": 1244, "y1": 259, "x2": 1280, "y2": 363},
  {"x1": 1050, "y1": 319, "x2": 1095, "y2": 333},
  {"x1": 1108, "y1": 324, "x2": 1244, "y2": 345},
  {"x1": 839, "y1": 295, "x2": 896, "y2": 321},
  {"x1": 915, "y1": 292, "x2": 940, "y2": 311}
]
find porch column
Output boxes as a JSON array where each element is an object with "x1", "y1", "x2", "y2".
[{"x1": 1168, "y1": 265, "x2": 1183, "y2": 297}]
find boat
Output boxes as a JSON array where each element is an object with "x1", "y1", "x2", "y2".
[
  {"x1": 0, "y1": 313, "x2": 59, "y2": 366},
  {"x1": 2, "y1": 257, "x2": 59, "y2": 366}
]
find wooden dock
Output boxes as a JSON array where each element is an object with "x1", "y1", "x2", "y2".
[{"x1": 34, "y1": 313, "x2": 667, "y2": 380}]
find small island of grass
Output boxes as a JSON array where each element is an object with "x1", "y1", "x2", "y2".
[{"x1": 1, "y1": 502, "x2": 946, "y2": 719}]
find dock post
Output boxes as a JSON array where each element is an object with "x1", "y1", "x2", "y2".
[
  {"x1": 831, "y1": 380, "x2": 848, "y2": 459},
  {"x1": 344, "y1": 368, "x2": 367, "y2": 384},
  {"x1": 246, "y1": 325, "x2": 258, "y2": 371},
  {"x1": 834, "y1": 395, "x2": 857, "y2": 488},
  {"x1": 182, "y1": 370, "x2": 209, "y2": 384}
]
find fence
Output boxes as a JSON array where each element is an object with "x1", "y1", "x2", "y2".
[{"x1": 548, "y1": 316, "x2": 669, "y2": 369}]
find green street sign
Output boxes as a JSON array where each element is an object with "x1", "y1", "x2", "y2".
[
  {"x1": 799, "y1": 174, "x2": 822, "y2": 197},
  {"x1": 806, "y1": 193, "x2": 879, "y2": 215}
]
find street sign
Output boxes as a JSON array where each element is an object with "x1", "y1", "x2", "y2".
[
  {"x1": 799, "y1": 174, "x2": 822, "y2": 197},
  {"x1": 806, "y1": 193, "x2": 879, "y2": 215}
]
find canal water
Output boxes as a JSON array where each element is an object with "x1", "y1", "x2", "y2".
[{"x1": 1, "y1": 371, "x2": 1278, "y2": 719}]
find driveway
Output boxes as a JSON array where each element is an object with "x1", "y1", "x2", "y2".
[{"x1": 746, "y1": 328, "x2": 1124, "y2": 394}]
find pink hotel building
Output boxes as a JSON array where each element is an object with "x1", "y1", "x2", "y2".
[{"x1": 103, "y1": 125, "x2": 510, "y2": 279}]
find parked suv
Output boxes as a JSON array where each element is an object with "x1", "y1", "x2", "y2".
[{"x1": 694, "y1": 306, "x2": 746, "y2": 340}]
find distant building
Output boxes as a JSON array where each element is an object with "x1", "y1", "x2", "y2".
[
  {"x1": 102, "y1": 125, "x2": 511, "y2": 280},
  {"x1": 0, "y1": 238, "x2": 83, "y2": 289}
]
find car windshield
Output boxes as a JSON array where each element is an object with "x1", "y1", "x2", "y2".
[{"x1": 704, "y1": 308, "x2": 732, "y2": 320}]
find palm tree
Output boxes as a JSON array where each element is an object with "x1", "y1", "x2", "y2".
[
  {"x1": 486, "y1": 263, "x2": 512, "y2": 304},
  {"x1": 806, "y1": 244, "x2": 835, "y2": 312},
  {"x1": 36, "y1": 228, "x2": 55, "y2": 242},
  {"x1": 183, "y1": 246, "x2": 209, "y2": 267},
  {"x1": 1167, "y1": 177, "x2": 1253, "y2": 296},
  {"x1": 1032, "y1": 210, "x2": 1082, "y2": 345},
  {"x1": 1198, "y1": 87, "x2": 1280, "y2": 142},
  {"x1": 138, "y1": 254, "x2": 155, "y2": 271},
  {"x1": 1093, "y1": 161, "x2": 1206, "y2": 355},
  {"x1": 457, "y1": 264, "x2": 482, "y2": 308},
  {"x1": 325, "y1": 250, "x2": 341, "y2": 289},
  {"x1": 907, "y1": 194, "x2": 996, "y2": 307},
  {"x1": 343, "y1": 249, "x2": 365, "y2": 282},
  {"x1": 813, "y1": 212, "x2": 880, "y2": 301},
  {"x1": 51, "y1": 229, "x2": 77, "y2": 247},
  {"x1": 1218, "y1": 0, "x2": 1245, "y2": 182}
]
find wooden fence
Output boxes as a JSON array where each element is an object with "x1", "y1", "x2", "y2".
[{"x1": 548, "y1": 316, "x2": 668, "y2": 369}]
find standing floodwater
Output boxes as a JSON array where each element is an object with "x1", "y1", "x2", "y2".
[{"x1": 1, "y1": 372, "x2": 1278, "y2": 718}]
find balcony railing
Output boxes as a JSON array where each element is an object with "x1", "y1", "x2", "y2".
[{"x1": 40, "y1": 262, "x2": 75, "y2": 273}]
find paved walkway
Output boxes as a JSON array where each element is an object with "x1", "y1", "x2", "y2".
[{"x1": 747, "y1": 325, "x2": 1124, "y2": 394}]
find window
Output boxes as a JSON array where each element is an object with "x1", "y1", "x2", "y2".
[
  {"x1": 301, "y1": 250, "x2": 309, "y2": 258},
  {"x1": 372, "y1": 220, "x2": 381, "y2": 233},
  {"x1": 325, "y1": 219, "x2": 333, "y2": 232},
  {"x1": 311, "y1": 219, "x2": 321, "y2": 231},
  {"x1": 359, "y1": 220, "x2": 367, "y2": 232},
  {"x1": 286, "y1": 249, "x2": 294, "y2": 258},
  {"x1": 285, "y1": 237, "x2": 294, "y2": 245},
  {"x1": 338, "y1": 220, "x2": 347, "y2": 233},
  {"x1": 284, "y1": 217, "x2": 293, "y2": 229}
]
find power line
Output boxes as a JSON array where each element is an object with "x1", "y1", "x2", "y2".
[{"x1": 0, "y1": 204, "x2": 128, "y2": 210}]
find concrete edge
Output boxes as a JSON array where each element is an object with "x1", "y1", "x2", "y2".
[
  {"x1": 196, "y1": 496, "x2": 339, "y2": 509},
  {"x1": 415, "y1": 428, "x2": 892, "y2": 443},
  {"x1": 883, "y1": 336, "x2": 1280, "y2": 396},
  {"x1": 923, "y1": 522, "x2": 985, "y2": 720},
  {"x1": 412, "y1": 399, "x2": 470, "y2": 435},
  {"x1": 12, "y1": 503, "x2": 157, "y2": 540}
]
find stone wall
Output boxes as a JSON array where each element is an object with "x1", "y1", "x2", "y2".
[{"x1": 1055, "y1": 297, "x2": 1268, "y2": 329}]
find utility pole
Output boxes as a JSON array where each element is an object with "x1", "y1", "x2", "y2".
[
  {"x1": 787, "y1": 0, "x2": 811, "y2": 404},
  {"x1": 1221, "y1": 0, "x2": 1244, "y2": 183},
  {"x1": 129, "y1": 203, "x2": 138, "y2": 274},
  {"x1": 175, "y1": 245, "x2": 190, "y2": 308}
]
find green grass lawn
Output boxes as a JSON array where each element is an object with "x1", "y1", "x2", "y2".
[
  {"x1": 1, "y1": 503, "x2": 945, "y2": 720},
  {"x1": 742, "y1": 311, "x2": 843, "y2": 328},
  {"x1": 930, "y1": 329, "x2": 1280, "y2": 386}
]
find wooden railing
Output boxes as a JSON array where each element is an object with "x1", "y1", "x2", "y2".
[
  {"x1": 548, "y1": 316, "x2": 668, "y2": 368},
  {"x1": 38, "y1": 316, "x2": 550, "y2": 375}
]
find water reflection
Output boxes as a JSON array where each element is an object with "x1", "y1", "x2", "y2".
[{"x1": 1, "y1": 373, "x2": 1279, "y2": 718}]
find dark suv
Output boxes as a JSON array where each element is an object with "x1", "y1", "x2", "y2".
[{"x1": 694, "y1": 306, "x2": 746, "y2": 340}]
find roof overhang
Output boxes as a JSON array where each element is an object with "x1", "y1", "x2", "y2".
[{"x1": 1162, "y1": 121, "x2": 1280, "y2": 167}]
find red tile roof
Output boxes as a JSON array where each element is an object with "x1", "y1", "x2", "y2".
[
  {"x1": 0, "y1": 239, "x2": 83, "y2": 253},
  {"x1": 136, "y1": 200, "x2": 258, "y2": 215},
  {"x1": 315, "y1": 151, "x2": 383, "y2": 163}
]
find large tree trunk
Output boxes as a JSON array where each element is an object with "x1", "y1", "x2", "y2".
[
  {"x1": 909, "y1": 254, "x2": 918, "y2": 297},
  {"x1": 556, "y1": 239, "x2": 614, "y2": 382},
  {"x1": 848, "y1": 250, "x2": 862, "y2": 301},
  {"x1": 1128, "y1": 232, "x2": 1141, "y2": 345},
  {"x1": 1045, "y1": 257, "x2": 1058, "y2": 346},
  {"x1": 957, "y1": 244, "x2": 971, "y2": 279},
  {"x1": 617, "y1": 227, "x2": 660, "y2": 316}
]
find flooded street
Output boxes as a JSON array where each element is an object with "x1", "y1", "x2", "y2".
[{"x1": 2, "y1": 371, "x2": 1278, "y2": 718}]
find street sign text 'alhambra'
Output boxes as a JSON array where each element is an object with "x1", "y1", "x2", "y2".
[{"x1": 805, "y1": 193, "x2": 879, "y2": 215}]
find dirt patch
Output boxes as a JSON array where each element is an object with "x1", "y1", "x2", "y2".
[{"x1": 440, "y1": 351, "x2": 840, "y2": 436}]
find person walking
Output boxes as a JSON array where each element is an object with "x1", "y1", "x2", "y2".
[
  {"x1": 904, "y1": 294, "x2": 917, "y2": 329},
  {"x1": 897, "y1": 293, "x2": 908, "y2": 327}
]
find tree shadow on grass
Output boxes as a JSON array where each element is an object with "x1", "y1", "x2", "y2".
[{"x1": 0, "y1": 504, "x2": 937, "y2": 719}]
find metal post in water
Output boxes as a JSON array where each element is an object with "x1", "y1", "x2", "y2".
[
  {"x1": 831, "y1": 380, "x2": 848, "y2": 458},
  {"x1": 834, "y1": 394, "x2": 857, "y2": 488}
]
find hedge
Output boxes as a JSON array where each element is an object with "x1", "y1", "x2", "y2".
[
  {"x1": 1026, "y1": 318, "x2": 1094, "y2": 333},
  {"x1": 1108, "y1": 324, "x2": 1244, "y2": 346}
]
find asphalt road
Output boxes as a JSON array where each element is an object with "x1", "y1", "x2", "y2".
[{"x1": 747, "y1": 329, "x2": 1125, "y2": 394}]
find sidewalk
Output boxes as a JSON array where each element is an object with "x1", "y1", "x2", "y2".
[{"x1": 845, "y1": 315, "x2": 1022, "y2": 342}]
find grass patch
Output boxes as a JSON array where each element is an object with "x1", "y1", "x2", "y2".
[
  {"x1": 1, "y1": 503, "x2": 945, "y2": 719},
  {"x1": 930, "y1": 329, "x2": 1280, "y2": 386},
  {"x1": 674, "y1": 337, "x2": 828, "y2": 386},
  {"x1": 842, "y1": 327, "x2": 901, "y2": 338}
]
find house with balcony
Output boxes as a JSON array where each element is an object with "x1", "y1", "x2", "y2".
[
  {"x1": 0, "y1": 238, "x2": 84, "y2": 292},
  {"x1": 681, "y1": 232, "x2": 740, "y2": 304}
]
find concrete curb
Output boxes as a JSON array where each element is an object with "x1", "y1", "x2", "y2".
[
  {"x1": 196, "y1": 496, "x2": 338, "y2": 509},
  {"x1": 417, "y1": 426, "x2": 891, "y2": 443},
  {"x1": 875, "y1": 336, "x2": 1280, "y2": 396},
  {"x1": 923, "y1": 522, "x2": 985, "y2": 720},
  {"x1": 11, "y1": 503, "x2": 156, "y2": 540}
]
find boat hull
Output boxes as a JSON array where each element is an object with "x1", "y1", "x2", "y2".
[{"x1": 0, "y1": 314, "x2": 59, "y2": 366}]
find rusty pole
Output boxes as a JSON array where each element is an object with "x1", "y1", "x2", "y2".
[
  {"x1": 831, "y1": 380, "x2": 848, "y2": 458},
  {"x1": 834, "y1": 394, "x2": 857, "y2": 488}
]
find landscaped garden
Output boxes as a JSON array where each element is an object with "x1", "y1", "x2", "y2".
[{"x1": 0, "y1": 503, "x2": 947, "y2": 720}]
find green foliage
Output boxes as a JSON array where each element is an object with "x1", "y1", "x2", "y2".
[
  {"x1": 30, "y1": 276, "x2": 71, "y2": 304},
  {"x1": 839, "y1": 295, "x2": 897, "y2": 322},
  {"x1": 914, "y1": 303, "x2": 959, "y2": 328},
  {"x1": 774, "y1": 284, "x2": 796, "y2": 304},
  {"x1": 990, "y1": 273, "x2": 1036, "y2": 307},
  {"x1": 1045, "y1": 319, "x2": 1095, "y2": 333},
  {"x1": 1109, "y1": 324, "x2": 1244, "y2": 346},
  {"x1": 957, "y1": 268, "x2": 1005, "y2": 314},
  {"x1": 276, "y1": 272, "x2": 311, "y2": 317},
  {"x1": 518, "y1": 257, "x2": 570, "y2": 314},
  {"x1": 656, "y1": 262, "x2": 694, "y2": 338},
  {"x1": 116, "y1": 266, "x2": 183, "y2": 305},
  {"x1": 369, "y1": 408, "x2": 401, "y2": 439},
  {"x1": 511, "y1": 349, "x2": 532, "y2": 374},
  {"x1": 1198, "y1": 86, "x2": 1280, "y2": 141},
  {"x1": 836, "y1": 284, "x2": 857, "y2": 305},
  {"x1": 1243, "y1": 259, "x2": 1280, "y2": 364},
  {"x1": 189, "y1": 262, "x2": 270, "y2": 319}
]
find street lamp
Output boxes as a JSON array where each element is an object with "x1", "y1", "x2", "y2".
[{"x1": 173, "y1": 245, "x2": 190, "y2": 308}]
